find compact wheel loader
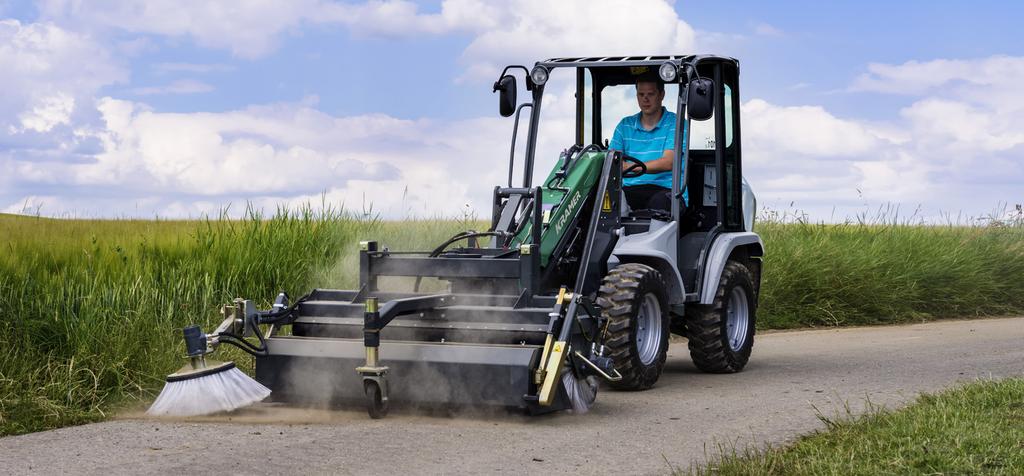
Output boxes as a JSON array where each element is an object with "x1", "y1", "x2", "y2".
[{"x1": 168, "y1": 55, "x2": 764, "y2": 418}]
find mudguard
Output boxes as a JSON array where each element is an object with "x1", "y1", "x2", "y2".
[
  {"x1": 699, "y1": 232, "x2": 764, "y2": 304},
  {"x1": 608, "y1": 219, "x2": 687, "y2": 306}
]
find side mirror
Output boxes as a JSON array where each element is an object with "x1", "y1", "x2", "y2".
[
  {"x1": 494, "y1": 75, "x2": 517, "y2": 117},
  {"x1": 687, "y1": 77, "x2": 715, "y2": 121}
]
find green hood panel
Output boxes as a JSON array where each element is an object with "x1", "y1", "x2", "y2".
[{"x1": 512, "y1": 151, "x2": 605, "y2": 266}]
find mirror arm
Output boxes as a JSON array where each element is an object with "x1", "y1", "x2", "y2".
[{"x1": 496, "y1": 65, "x2": 534, "y2": 91}]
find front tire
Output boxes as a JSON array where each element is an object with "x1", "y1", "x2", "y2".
[
  {"x1": 597, "y1": 263, "x2": 670, "y2": 390},
  {"x1": 687, "y1": 260, "x2": 757, "y2": 373}
]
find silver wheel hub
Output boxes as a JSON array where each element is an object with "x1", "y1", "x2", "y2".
[
  {"x1": 635, "y1": 293, "x2": 662, "y2": 365},
  {"x1": 725, "y1": 286, "x2": 750, "y2": 352}
]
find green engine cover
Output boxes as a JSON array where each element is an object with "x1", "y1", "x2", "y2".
[{"x1": 512, "y1": 151, "x2": 606, "y2": 266}]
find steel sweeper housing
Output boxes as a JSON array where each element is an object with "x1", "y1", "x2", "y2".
[{"x1": 155, "y1": 55, "x2": 764, "y2": 418}]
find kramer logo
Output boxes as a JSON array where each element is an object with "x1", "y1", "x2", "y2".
[{"x1": 554, "y1": 190, "x2": 582, "y2": 236}]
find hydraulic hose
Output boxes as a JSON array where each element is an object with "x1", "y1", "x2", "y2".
[
  {"x1": 217, "y1": 292, "x2": 313, "y2": 356},
  {"x1": 413, "y1": 230, "x2": 509, "y2": 292}
]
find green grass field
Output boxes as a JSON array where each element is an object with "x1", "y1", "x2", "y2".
[
  {"x1": 687, "y1": 378, "x2": 1024, "y2": 475},
  {"x1": 0, "y1": 211, "x2": 1022, "y2": 436}
]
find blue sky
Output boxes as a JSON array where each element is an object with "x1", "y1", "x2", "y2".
[{"x1": 1, "y1": 0, "x2": 1022, "y2": 221}]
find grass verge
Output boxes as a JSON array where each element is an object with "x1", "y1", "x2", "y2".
[{"x1": 686, "y1": 378, "x2": 1024, "y2": 475}]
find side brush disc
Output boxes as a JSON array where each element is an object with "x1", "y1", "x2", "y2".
[{"x1": 165, "y1": 360, "x2": 236, "y2": 382}]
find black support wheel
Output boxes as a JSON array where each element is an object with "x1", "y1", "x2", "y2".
[
  {"x1": 597, "y1": 263, "x2": 670, "y2": 390},
  {"x1": 687, "y1": 260, "x2": 757, "y2": 373},
  {"x1": 363, "y1": 379, "x2": 388, "y2": 419}
]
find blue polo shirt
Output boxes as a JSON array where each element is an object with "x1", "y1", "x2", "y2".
[{"x1": 610, "y1": 107, "x2": 677, "y2": 189}]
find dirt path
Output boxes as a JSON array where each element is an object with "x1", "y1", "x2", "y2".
[{"x1": 3, "y1": 317, "x2": 1022, "y2": 475}]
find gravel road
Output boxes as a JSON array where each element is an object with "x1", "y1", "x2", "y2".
[{"x1": 2, "y1": 317, "x2": 1021, "y2": 475}]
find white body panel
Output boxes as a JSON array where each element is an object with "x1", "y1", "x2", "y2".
[
  {"x1": 699, "y1": 232, "x2": 764, "y2": 304},
  {"x1": 608, "y1": 219, "x2": 687, "y2": 305}
]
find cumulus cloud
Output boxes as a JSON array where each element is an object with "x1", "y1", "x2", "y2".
[
  {"x1": 37, "y1": 0, "x2": 336, "y2": 58},
  {"x1": 13, "y1": 92, "x2": 75, "y2": 133},
  {"x1": 4, "y1": 2, "x2": 1022, "y2": 221},
  {"x1": 456, "y1": 0, "x2": 695, "y2": 80},
  {"x1": 4, "y1": 96, "x2": 547, "y2": 218},
  {"x1": 0, "y1": 19, "x2": 126, "y2": 132},
  {"x1": 747, "y1": 56, "x2": 1024, "y2": 219},
  {"x1": 38, "y1": 0, "x2": 695, "y2": 76}
]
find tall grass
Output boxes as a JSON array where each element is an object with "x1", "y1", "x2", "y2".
[
  {"x1": 1, "y1": 206, "x2": 1022, "y2": 436},
  {"x1": 757, "y1": 218, "x2": 1024, "y2": 328},
  {"x1": 0, "y1": 207, "x2": 363, "y2": 435}
]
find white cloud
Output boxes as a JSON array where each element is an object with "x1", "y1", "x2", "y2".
[
  {"x1": 745, "y1": 55, "x2": 1024, "y2": 219},
  {"x1": 130, "y1": 79, "x2": 214, "y2": 96},
  {"x1": 38, "y1": 0, "x2": 335, "y2": 58},
  {"x1": 38, "y1": 0, "x2": 695, "y2": 76},
  {"x1": 743, "y1": 99, "x2": 884, "y2": 157},
  {"x1": 899, "y1": 98, "x2": 1024, "y2": 153},
  {"x1": 457, "y1": 0, "x2": 696, "y2": 80},
  {"x1": 5, "y1": 3, "x2": 1023, "y2": 222},
  {"x1": 153, "y1": 62, "x2": 235, "y2": 74},
  {"x1": 14, "y1": 92, "x2": 75, "y2": 133},
  {"x1": 5, "y1": 96, "x2": 531, "y2": 218},
  {"x1": 851, "y1": 56, "x2": 1024, "y2": 112},
  {"x1": 0, "y1": 19, "x2": 125, "y2": 134}
]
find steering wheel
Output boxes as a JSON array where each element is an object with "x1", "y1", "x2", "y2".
[{"x1": 622, "y1": 155, "x2": 647, "y2": 178}]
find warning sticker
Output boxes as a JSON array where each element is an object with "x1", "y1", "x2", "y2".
[{"x1": 602, "y1": 192, "x2": 612, "y2": 212}]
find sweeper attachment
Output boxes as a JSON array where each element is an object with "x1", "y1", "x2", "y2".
[{"x1": 150, "y1": 55, "x2": 764, "y2": 418}]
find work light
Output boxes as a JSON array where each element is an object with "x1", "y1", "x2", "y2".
[
  {"x1": 659, "y1": 62, "x2": 678, "y2": 82},
  {"x1": 530, "y1": 65, "x2": 549, "y2": 86}
]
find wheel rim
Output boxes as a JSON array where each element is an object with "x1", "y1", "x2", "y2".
[
  {"x1": 635, "y1": 293, "x2": 663, "y2": 365},
  {"x1": 725, "y1": 286, "x2": 749, "y2": 352}
]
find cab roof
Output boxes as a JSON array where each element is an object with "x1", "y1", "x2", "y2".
[{"x1": 537, "y1": 55, "x2": 738, "y2": 70}]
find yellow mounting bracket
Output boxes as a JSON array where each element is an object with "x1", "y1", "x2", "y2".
[
  {"x1": 538, "y1": 340, "x2": 567, "y2": 406},
  {"x1": 537, "y1": 286, "x2": 572, "y2": 406}
]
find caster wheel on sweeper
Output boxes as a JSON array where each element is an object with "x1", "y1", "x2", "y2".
[{"x1": 363, "y1": 379, "x2": 389, "y2": 419}]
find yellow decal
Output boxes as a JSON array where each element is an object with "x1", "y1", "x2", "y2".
[
  {"x1": 539, "y1": 341, "x2": 568, "y2": 405},
  {"x1": 630, "y1": 66, "x2": 650, "y2": 75},
  {"x1": 602, "y1": 192, "x2": 612, "y2": 212}
]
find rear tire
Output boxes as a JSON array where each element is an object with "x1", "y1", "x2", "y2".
[
  {"x1": 597, "y1": 263, "x2": 669, "y2": 390},
  {"x1": 687, "y1": 260, "x2": 757, "y2": 373}
]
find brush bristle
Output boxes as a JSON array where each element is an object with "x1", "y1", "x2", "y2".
[
  {"x1": 147, "y1": 364, "x2": 270, "y2": 417},
  {"x1": 562, "y1": 371, "x2": 597, "y2": 414}
]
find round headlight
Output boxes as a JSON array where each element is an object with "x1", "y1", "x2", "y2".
[
  {"x1": 659, "y1": 62, "x2": 678, "y2": 82},
  {"x1": 530, "y1": 65, "x2": 549, "y2": 86}
]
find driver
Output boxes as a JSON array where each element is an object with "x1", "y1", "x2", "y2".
[{"x1": 610, "y1": 78, "x2": 676, "y2": 212}]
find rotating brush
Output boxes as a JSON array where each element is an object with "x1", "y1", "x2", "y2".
[
  {"x1": 561, "y1": 369, "x2": 598, "y2": 413},
  {"x1": 147, "y1": 325, "x2": 270, "y2": 417}
]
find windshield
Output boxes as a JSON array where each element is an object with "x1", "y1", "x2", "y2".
[{"x1": 601, "y1": 83, "x2": 732, "y2": 151}]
